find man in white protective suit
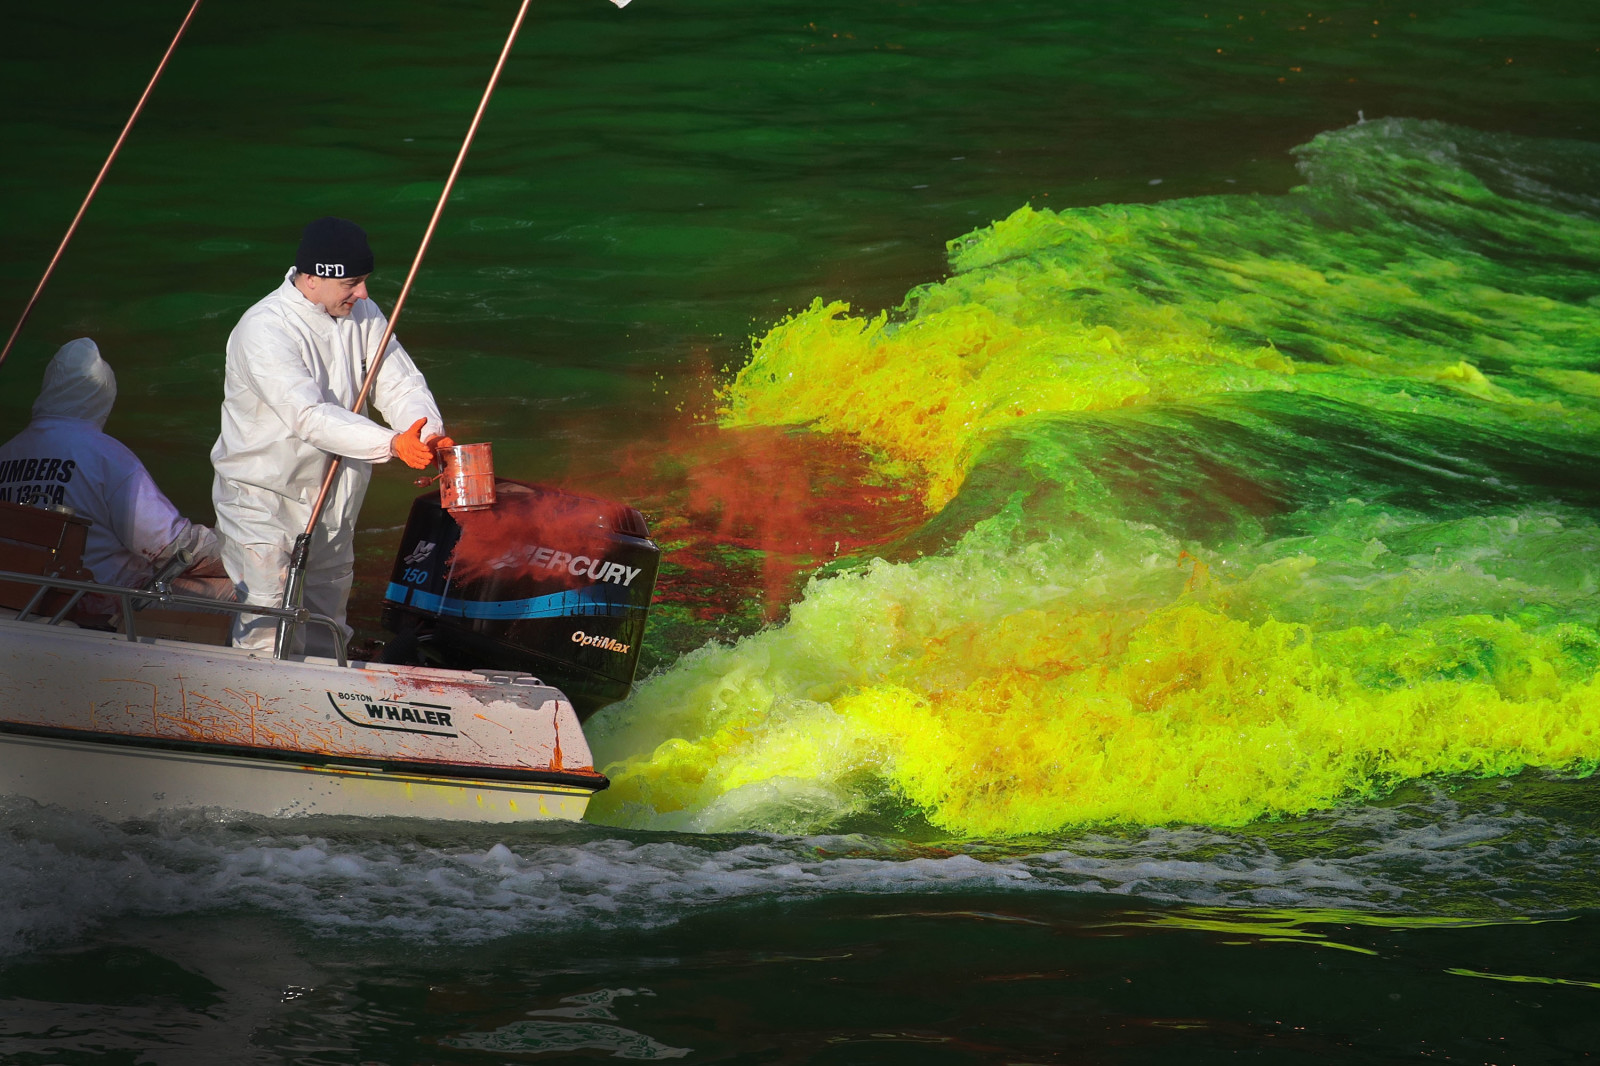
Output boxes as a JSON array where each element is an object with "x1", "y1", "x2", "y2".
[
  {"x1": 211, "y1": 217, "x2": 452, "y2": 655},
  {"x1": 0, "y1": 337, "x2": 234, "y2": 606}
]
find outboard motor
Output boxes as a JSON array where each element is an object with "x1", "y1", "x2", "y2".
[{"x1": 381, "y1": 480, "x2": 658, "y2": 720}]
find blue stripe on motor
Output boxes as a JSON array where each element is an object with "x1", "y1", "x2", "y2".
[
  {"x1": 389, "y1": 582, "x2": 643, "y2": 621},
  {"x1": 384, "y1": 582, "x2": 411, "y2": 605}
]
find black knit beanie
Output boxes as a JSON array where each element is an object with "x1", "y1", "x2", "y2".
[{"x1": 295, "y1": 217, "x2": 374, "y2": 278}]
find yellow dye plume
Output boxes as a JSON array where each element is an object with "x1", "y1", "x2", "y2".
[
  {"x1": 719, "y1": 287, "x2": 1291, "y2": 510},
  {"x1": 588, "y1": 512, "x2": 1600, "y2": 836}
]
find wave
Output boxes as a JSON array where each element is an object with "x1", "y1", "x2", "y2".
[{"x1": 586, "y1": 119, "x2": 1600, "y2": 836}]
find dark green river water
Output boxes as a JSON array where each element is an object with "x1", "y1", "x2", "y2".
[{"x1": 3, "y1": 0, "x2": 1600, "y2": 1061}]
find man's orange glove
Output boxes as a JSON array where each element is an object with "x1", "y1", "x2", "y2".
[{"x1": 391, "y1": 418, "x2": 433, "y2": 469}]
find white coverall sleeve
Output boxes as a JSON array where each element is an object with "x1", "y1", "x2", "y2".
[
  {"x1": 163, "y1": 523, "x2": 224, "y2": 575},
  {"x1": 365, "y1": 313, "x2": 444, "y2": 440},
  {"x1": 106, "y1": 463, "x2": 222, "y2": 578},
  {"x1": 235, "y1": 320, "x2": 398, "y2": 463}
]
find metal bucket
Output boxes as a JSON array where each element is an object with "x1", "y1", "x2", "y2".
[{"x1": 438, "y1": 443, "x2": 496, "y2": 512}]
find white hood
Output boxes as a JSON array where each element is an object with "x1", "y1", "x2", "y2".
[{"x1": 32, "y1": 337, "x2": 116, "y2": 428}]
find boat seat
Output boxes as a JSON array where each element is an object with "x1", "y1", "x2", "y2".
[
  {"x1": 0, "y1": 498, "x2": 95, "y2": 616},
  {"x1": 0, "y1": 498, "x2": 232, "y2": 644}
]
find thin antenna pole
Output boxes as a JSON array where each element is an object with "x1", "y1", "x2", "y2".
[
  {"x1": 301, "y1": 0, "x2": 534, "y2": 538},
  {"x1": 0, "y1": 0, "x2": 205, "y2": 369}
]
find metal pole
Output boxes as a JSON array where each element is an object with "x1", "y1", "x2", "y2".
[
  {"x1": 272, "y1": 532, "x2": 312, "y2": 659},
  {"x1": 277, "y1": 0, "x2": 535, "y2": 657},
  {"x1": 0, "y1": 0, "x2": 205, "y2": 370}
]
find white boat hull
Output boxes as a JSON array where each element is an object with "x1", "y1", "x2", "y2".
[
  {"x1": 0, "y1": 731, "x2": 593, "y2": 822},
  {"x1": 0, "y1": 615, "x2": 607, "y2": 822}
]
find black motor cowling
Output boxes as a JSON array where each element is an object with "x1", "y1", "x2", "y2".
[{"x1": 381, "y1": 479, "x2": 658, "y2": 720}]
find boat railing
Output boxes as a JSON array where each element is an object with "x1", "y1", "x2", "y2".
[{"x1": 0, "y1": 568, "x2": 348, "y2": 667}]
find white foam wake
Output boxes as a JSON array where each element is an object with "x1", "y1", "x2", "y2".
[{"x1": 1, "y1": 780, "x2": 1589, "y2": 958}]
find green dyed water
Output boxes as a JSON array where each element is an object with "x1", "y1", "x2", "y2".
[{"x1": 3, "y1": 0, "x2": 1600, "y2": 1061}]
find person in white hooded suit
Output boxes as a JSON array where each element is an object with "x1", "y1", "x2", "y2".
[
  {"x1": 0, "y1": 337, "x2": 231, "y2": 602},
  {"x1": 211, "y1": 217, "x2": 450, "y2": 656}
]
